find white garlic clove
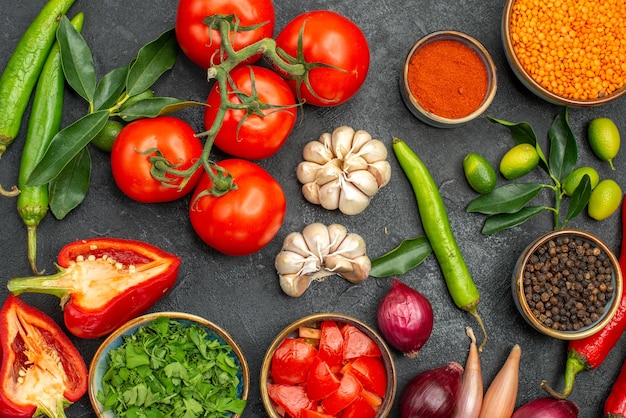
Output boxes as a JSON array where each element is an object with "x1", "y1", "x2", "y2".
[
  {"x1": 280, "y1": 232, "x2": 311, "y2": 257},
  {"x1": 275, "y1": 249, "x2": 307, "y2": 275},
  {"x1": 333, "y1": 232, "x2": 367, "y2": 259},
  {"x1": 344, "y1": 155, "x2": 369, "y2": 172},
  {"x1": 327, "y1": 224, "x2": 349, "y2": 253},
  {"x1": 358, "y1": 139, "x2": 389, "y2": 163},
  {"x1": 302, "y1": 223, "x2": 331, "y2": 260},
  {"x1": 318, "y1": 180, "x2": 342, "y2": 211},
  {"x1": 338, "y1": 255, "x2": 371, "y2": 283},
  {"x1": 330, "y1": 126, "x2": 356, "y2": 159},
  {"x1": 350, "y1": 129, "x2": 374, "y2": 153},
  {"x1": 346, "y1": 170, "x2": 380, "y2": 197},
  {"x1": 316, "y1": 160, "x2": 343, "y2": 186},
  {"x1": 301, "y1": 182, "x2": 321, "y2": 205},
  {"x1": 303, "y1": 138, "x2": 334, "y2": 164},
  {"x1": 338, "y1": 181, "x2": 371, "y2": 215},
  {"x1": 279, "y1": 273, "x2": 313, "y2": 297},
  {"x1": 324, "y1": 254, "x2": 355, "y2": 273},
  {"x1": 368, "y1": 160, "x2": 392, "y2": 187},
  {"x1": 296, "y1": 161, "x2": 323, "y2": 184}
]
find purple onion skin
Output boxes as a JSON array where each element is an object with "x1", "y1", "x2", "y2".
[
  {"x1": 512, "y1": 397, "x2": 579, "y2": 418},
  {"x1": 400, "y1": 362, "x2": 463, "y2": 418},
  {"x1": 377, "y1": 278, "x2": 434, "y2": 358}
]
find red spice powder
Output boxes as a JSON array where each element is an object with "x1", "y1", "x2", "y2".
[{"x1": 406, "y1": 39, "x2": 489, "y2": 119}]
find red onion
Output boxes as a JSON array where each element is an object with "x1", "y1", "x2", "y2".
[
  {"x1": 377, "y1": 278, "x2": 433, "y2": 358},
  {"x1": 399, "y1": 361, "x2": 463, "y2": 418},
  {"x1": 512, "y1": 397, "x2": 579, "y2": 418}
]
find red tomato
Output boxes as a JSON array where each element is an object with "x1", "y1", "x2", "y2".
[
  {"x1": 175, "y1": 0, "x2": 275, "y2": 68},
  {"x1": 341, "y1": 396, "x2": 377, "y2": 418},
  {"x1": 274, "y1": 10, "x2": 370, "y2": 106},
  {"x1": 301, "y1": 409, "x2": 334, "y2": 418},
  {"x1": 267, "y1": 383, "x2": 313, "y2": 418},
  {"x1": 318, "y1": 321, "x2": 344, "y2": 370},
  {"x1": 348, "y1": 356, "x2": 387, "y2": 398},
  {"x1": 188, "y1": 158, "x2": 286, "y2": 256},
  {"x1": 204, "y1": 65, "x2": 297, "y2": 160},
  {"x1": 270, "y1": 338, "x2": 318, "y2": 385},
  {"x1": 341, "y1": 325, "x2": 382, "y2": 360},
  {"x1": 320, "y1": 371, "x2": 362, "y2": 415},
  {"x1": 110, "y1": 116, "x2": 203, "y2": 203},
  {"x1": 306, "y1": 357, "x2": 341, "y2": 401}
]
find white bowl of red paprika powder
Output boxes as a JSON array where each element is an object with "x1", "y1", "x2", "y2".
[{"x1": 400, "y1": 30, "x2": 498, "y2": 128}]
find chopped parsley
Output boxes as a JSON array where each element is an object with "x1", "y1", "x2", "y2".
[{"x1": 97, "y1": 316, "x2": 246, "y2": 417}]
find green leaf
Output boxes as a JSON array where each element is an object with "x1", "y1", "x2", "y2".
[
  {"x1": 466, "y1": 183, "x2": 544, "y2": 215},
  {"x1": 48, "y1": 147, "x2": 92, "y2": 219},
  {"x1": 548, "y1": 107, "x2": 578, "y2": 182},
  {"x1": 27, "y1": 111, "x2": 109, "y2": 186},
  {"x1": 564, "y1": 174, "x2": 592, "y2": 225},
  {"x1": 126, "y1": 28, "x2": 178, "y2": 97},
  {"x1": 369, "y1": 235, "x2": 432, "y2": 277},
  {"x1": 488, "y1": 116, "x2": 549, "y2": 171},
  {"x1": 482, "y1": 206, "x2": 547, "y2": 234},
  {"x1": 119, "y1": 97, "x2": 202, "y2": 121},
  {"x1": 56, "y1": 15, "x2": 97, "y2": 103},
  {"x1": 94, "y1": 65, "x2": 129, "y2": 111}
]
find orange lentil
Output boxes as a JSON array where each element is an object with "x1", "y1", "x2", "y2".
[{"x1": 510, "y1": 0, "x2": 626, "y2": 100}]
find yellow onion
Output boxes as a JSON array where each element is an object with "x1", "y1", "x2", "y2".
[{"x1": 399, "y1": 362, "x2": 463, "y2": 418}]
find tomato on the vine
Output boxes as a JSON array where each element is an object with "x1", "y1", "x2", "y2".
[
  {"x1": 189, "y1": 158, "x2": 286, "y2": 256},
  {"x1": 110, "y1": 116, "x2": 204, "y2": 203},
  {"x1": 175, "y1": 0, "x2": 275, "y2": 69},
  {"x1": 204, "y1": 65, "x2": 297, "y2": 160},
  {"x1": 274, "y1": 10, "x2": 370, "y2": 107}
]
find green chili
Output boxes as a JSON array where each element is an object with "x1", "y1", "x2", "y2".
[
  {"x1": 370, "y1": 235, "x2": 432, "y2": 278},
  {"x1": 0, "y1": 0, "x2": 75, "y2": 157},
  {"x1": 392, "y1": 137, "x2": 488, "y2": 351},
  {"x1": 15, "y1": 13, "x2": 84, "y2": 274}
]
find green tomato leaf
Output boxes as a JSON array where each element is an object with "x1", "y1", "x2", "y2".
[
  {"x1": 27, "y1": 111, "x2": 109, "y2": 186},
  {"x1": 94, "y1": 65, "x2": 129, "y2": 111},
  {"x1": 370, "y1": 235, "x2": 432, "y2": 277},
  {"x1": 548, "y1": 107, "x2": 578, "y2": 182},
  {"x1": 564, "y1": 174, "x2": 592, "y2": 225},
  {"x1": 482, "y1": 206, "x2": 547, "y2": 234},
  {"x1": 48, "y1": 147, "x2": 92, "y2": 220},
  {"x1": 119, "y1": 97, "x2": 203, "y2": 121},
  {"x1": 488, "y1": 116, "x2": 549, "y2": 171},
  {"x1": 466, "y1": 183, "x2": 544, "y2": 215},
  {"x1": 126, "y1": 28, "x2": 178, "y2": 97},
  {"x1": 56, "y1": 15, "x2": 97, "y2": 103}
]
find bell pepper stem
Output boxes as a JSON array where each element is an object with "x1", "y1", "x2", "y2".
[
  {"x1": 540, "y1": 350, "x2": 588, "y2": 399},
  {"x1": 7, "y1": 266, "x2": 71, "y2": 300}
]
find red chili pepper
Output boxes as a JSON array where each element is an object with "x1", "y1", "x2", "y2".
[
  {"x1": 605, "y1": 358, "x2": 626, "y2": 418},
  {"x1": 0, "y1": 295, "x2": 87, "y2": 418},
  {"x1": 7, "y1": 238, "x2": 181, "y2": 338},
  {"x1": 541, "y1": 198, "x2": 626, "y2": 399}
]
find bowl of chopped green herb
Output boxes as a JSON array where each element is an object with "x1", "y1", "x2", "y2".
[{"x1": 88, "y1": 311, "x2": 250, "y2": 417}]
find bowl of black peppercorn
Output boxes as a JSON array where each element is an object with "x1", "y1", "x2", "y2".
[{"x1": 512, "y1": 229, "x2": 623, "y2": 340}]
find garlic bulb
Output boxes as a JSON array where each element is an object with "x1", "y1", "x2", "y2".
[
  {"x1": 275, "y1": 223, "x2": 371, "y2": 297},
  {"x1": 296, "y1": 126, "x2": 392, "y2": 215}
]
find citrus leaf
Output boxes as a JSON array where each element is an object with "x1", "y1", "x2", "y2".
[
  {"x1": 564, "y1": 174, "x2": 592, "y2": 224},
  {"x1": 56, "y1": 15, "x2": 97, "y2": 103},
  {"x1": 94, "y1": 65, "x2": 128, "y2": 111},
  {"x1": 466, "y1": 183, "x2": 544, "y2": 215},
  {"x1": 119, "y1": 97, "x2": 203, "y2": 121},
  {"x1": 482, "y1": 206, "x2": 547, "y2": 234},
  {"x1": 548, "y1": 107, "x2": 578, "y2": 182},
  {"x1": 48, "y1": 147, "x2": 92, "y2": 220},
  {"x1": 27, "y1": 111, "x2": 109, "y2": 186},
  {"x1": 488, "y1": 116, "x2": 549, "y2": 171},
  {"x1": 126, "y1": 28, "x2": 178, "y2": 97},
  {"x1": 370, "y1": 235, "x2": 432, "y2": 277}
]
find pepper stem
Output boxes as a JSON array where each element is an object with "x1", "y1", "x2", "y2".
[
  {"x1": 7, "y1": 266, "x2": 71, "y2": 301},
  {"x1": 27, "y1": 225, "x2": 44, "y2": 275},
  {"x1": 467, "y1": 307, "x2": 488, "y2": 352},
  {"x1": 540, "y1": 352, "x2": 587, "y2": 399}
]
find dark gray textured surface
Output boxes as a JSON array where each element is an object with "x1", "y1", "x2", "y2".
[{"x1": 1, "y1": 1, "x2": 625, "y2": 417}]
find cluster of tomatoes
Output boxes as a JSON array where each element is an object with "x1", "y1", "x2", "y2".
[{"x1": 109, "y1": 0, "x2": 370, "y2": 256}]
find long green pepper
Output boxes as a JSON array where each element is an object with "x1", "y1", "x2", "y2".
[
  {"x1": 0, "y1": 0, "x2": 75, "y2": 157},
  {"x1": 17, "y1": 13, "x2": 84, "y2": 275},
  {"x1": 392, "y1": 137, "x2": 488, "y2": 351}
]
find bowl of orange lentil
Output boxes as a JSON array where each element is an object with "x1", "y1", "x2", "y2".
[{"x1": 502, "y1": 0, "x2": 626, "y2": 106}]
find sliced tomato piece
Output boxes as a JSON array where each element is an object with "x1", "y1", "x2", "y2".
[
  {"x1": 306, "y1": 356, "x2": 341, "y2": 401},
  {"x1": 318, "y1": 320, "x2": 344, "y2": 369},
  {"x1": 301, "y1": 409, "x2": 335, "y2": 418},
  {"x1": 341, "y1": 396, "x2": 378, "y2": 418},
  {"x1": 267, "y1": 383, "x2": 314, "y2": 418},
  {"x1": 349, "y1": 356, "x2": 387, "y2": 398},
  {"x1": 360, "y1": 389, "x2": 383, "y2": 408},
  {"x1": 271, "y1": 338, "x2": 318, "y2": 385},
  {"x1": 299, "y1": 326, "x2": 322, "y2": 340},
  {"x1": 341, "y1": 324, "x2": 382, "y2": 360},
  {"x1": 320, "y1": 371, "x2": 362, "y2": 415}
]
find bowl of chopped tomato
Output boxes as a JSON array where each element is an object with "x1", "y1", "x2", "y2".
[
  {"x1": 88, "y1": 311, "x2": 250, "y2": 417},
  {"x1": 260, "y1": 313, "x2": 397, "y2": 418}
]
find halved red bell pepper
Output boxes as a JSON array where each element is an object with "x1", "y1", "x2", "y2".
[
  {"x1": 6, "y1": 238, "x2": 181, "y2": 338},
  {"x1": 0, "y1": 295, "x2": 87, "y2": 418}
]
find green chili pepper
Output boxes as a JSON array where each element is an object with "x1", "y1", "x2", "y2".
[
  {"x1": 0, "y1": 0, "x2": 75, "y2": 157},
  {"x1": 370, "y1": 235, "x2": 432, "y2": 277},
  {"x1": 16, "y1": 13, "x2": 84, "y2": 274},
  {"x1": 392, "y1": 137, "x2": 488, "y2": 351}
]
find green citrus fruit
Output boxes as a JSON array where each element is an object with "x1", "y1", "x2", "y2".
[
  {"x1": 463, "y1": 153, "x2": 497, "y2": 194},
  {"x1": 562, "y1": 166, "x2": 600, "y2": 196},
  {"x1": 588, "y1": 179, "x2": 622, "y2": 221},
  {"x1": 91, "y1": 120, "x2": 124, "y2": 152},
  {"x1": 588, "y1": 117, "x2": 620, "y2": 170},
  {"x1": 499, "y1": 143, "x2": 539, "y2": 180}
]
